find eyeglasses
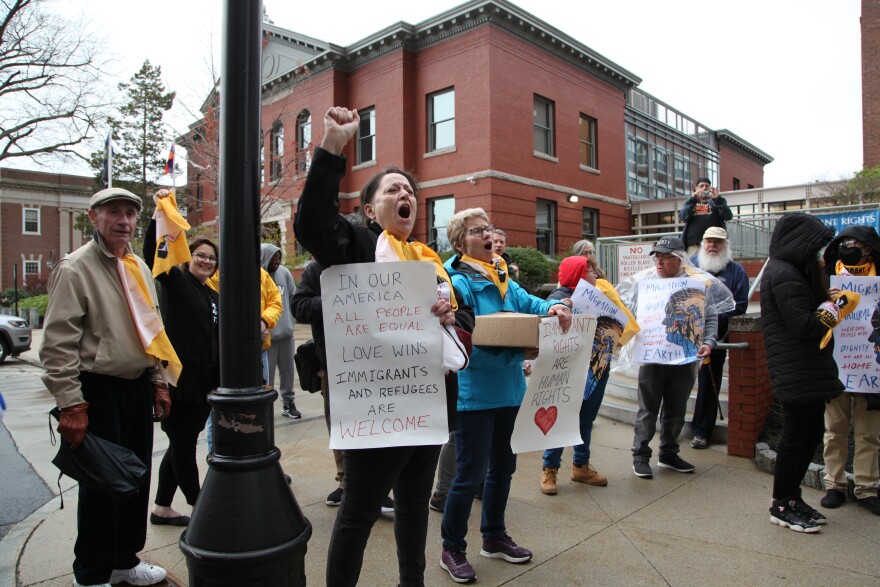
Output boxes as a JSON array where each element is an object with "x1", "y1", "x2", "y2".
[
  {"x1": 841, "y1": 239, "x2": 866, "y2": 249},
  {"x1": 466, "y1": 224, "x2": 496, "y2": 237},
  {"x1": 194, "y1": 252, "x2": 218, "y2": 264}
]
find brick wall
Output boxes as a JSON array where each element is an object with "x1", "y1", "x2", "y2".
[
  {"x1": 717, "y1": 142, "x2": 766, "y2": 191},
  {"x1": 726, "y1": 313, "x2": 773, "y2": 458},
  {"x1": 864, "y1": 0, "x2": 880, "y2": 168}
]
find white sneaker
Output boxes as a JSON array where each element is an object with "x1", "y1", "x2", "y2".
[{"x1": 108, "y1": 561, "x2": 167, "y2": 585}]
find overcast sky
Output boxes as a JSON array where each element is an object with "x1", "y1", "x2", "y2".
[{"x1": 42, "y1": 0, "x2": 863, "y2": 188}]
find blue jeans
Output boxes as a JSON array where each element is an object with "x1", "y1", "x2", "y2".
[
  {"x1": 441, "y1": 407, "x2": 519, "y2": 552},
  {"x1": 542, "y1": 371, "x2": 609, "y2": 468}
]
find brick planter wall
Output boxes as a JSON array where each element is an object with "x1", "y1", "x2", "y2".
[{"x1": 726, "y1": 313, "x2": 773, "y2": 458}]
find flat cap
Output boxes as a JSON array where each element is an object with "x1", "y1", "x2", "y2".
[{"x1": 89, "y1": 187, "x2": 142, "y2": 211}]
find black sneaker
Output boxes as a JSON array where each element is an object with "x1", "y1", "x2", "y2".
[
  {"x1": 430, "y1": 492, "x2": 447, "y2": 512},
  {"x1": 821, "y1": 488, "x2": 846, "y2": 508},
  {"x1": 658, "y1": 454, "x2": 695, "y2": 473},
  {"x1": 633, "y1": 460, "x2": 653, "y2": 478},
  {"x1": 770, "y1": 498, "x2": 820, "y2": 533},
  {"x1": 480, "y1": 533, "x2": 532, "y2": 563},
  {"x1": 282, "y1": 402, "x2": 302, "y2": 419},
  {"x1": 857, "y1": 496, "x2": 880, "y2": 515},
  {"x1": 793, "y1": 496, "x2": 827, "y2": 524},
  {"x1": 326, "y1": 487, "x2": 343, "y2": 506},
  {"x1": 381, "y1": 496, "x2": 395, "y2": 514}
]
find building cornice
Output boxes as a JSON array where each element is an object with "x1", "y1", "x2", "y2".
[{"x1": 715, "y1": 129, "x2": 774, "y2": 164}]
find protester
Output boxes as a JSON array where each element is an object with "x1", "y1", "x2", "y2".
[
  {"x1": 293, "y1": 106, "x2": 474, "y2": 587},
  {"x1": 617, "y1": 236, "x2": 730, "y2": 479},
  {"x1": 261, "y1": 243, "x2": 300, "y2": 419},
  {"x1": 540, "y1": 255, "x2": 638, "y2": 495},
  {"x1": 820, "y1": 226, "x2": 880, "y2": 515},
  {"x1": 491, "y1": 228, "x2": 519, "y2": 280},
  {"x1": 439, "y1": 207, "x2": 571, "y2": 584},
  {"x1": 571, "y1": 239, "x2": 595, "y2": 259},
  {"x1": 41, "y1": 187, "x2": 173, "y2": 586},
  {"x1": 679, "y1": 177, "x2": 733, "y2": 255},
  {"x1": 290, "y1": 256, "x2": 395, "y2": 514},
  {"x1": 144, "y1": 190, "x2": 220, "y2": 527},
  {"x1": 689, "y1": 227, "x2": 749, "y2": 449},
  {"x1": 761, "y1": 213, "x2": 844, "y2": 533}
]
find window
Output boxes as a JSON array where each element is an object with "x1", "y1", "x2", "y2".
[
  {"x1": 357, "y1": 108, "x2": 376, "y2": 164},
  {"x1": 579, "y1": 114, "x2": 597, "y2": 168},
  {"x1": 22, "y1": 208, "x2": 40, "y2": 235},
  {"x1": 536, "y1": 199, "x2": 556, "y2": 256},
  {"x1": 196, "y1": 174, "x2": 203, "y2": 210},
  {"x1": 674, "y1": 155, "x2": 692, "y2": 196},
  {"x1": 653, "y1": 147, "x2": 670, "y2": 195},
  {"x1": 747, "y1": 183, "x2": 754, "y2": 189},
  {"x1": 23, "y1": 260, "x2": 39, "y2": 282},
  {"x1": 270, "y1": 122, "x2": 284, "y2": 181},
  {"x1": 428, "y1": 89, "x2": 455, "y2": 151},
  {"x1": 533, "y1": 95, "x2": 555, "y2": 156},
  {"x1": 732, "y1": 177, "x2": 741, "y2": 191},
  {"x1": 428, "y1": 197, "x2": 455, "y2": 253},
  {"x1": 296, "y1": 110, "x2": 312, "y2": 171},
  {"x1": 582, "y1": 207, "x2": 598, "y2": 242},
  {"x1": 260, "y1": 144, "x2": 265, "y2": 185}
]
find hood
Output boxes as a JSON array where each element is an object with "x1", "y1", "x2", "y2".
[
  {"x1": 558, "y1": 256, "x2": 588, "y2": 289},
  {"x1": 769, "y1": 213, "x2": 835, "y2": 268},
  {"x1": 823, "y1": 224, "x2": 880, "y2": 267},
  {"x1": 260, "y1": 243, "x2": 281, "y2": 270}
]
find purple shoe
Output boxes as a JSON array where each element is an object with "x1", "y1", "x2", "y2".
[
  {"x1": 440, "y1": 549, "x2": 476, "y2": 583},
  {"x1": 480, "y1": 533, "x2": 532, "y2": 563}
]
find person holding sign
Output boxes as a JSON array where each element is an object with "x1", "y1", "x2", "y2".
[
  {"x1": 438, "y1": 208, "x2": 571, "y2": 584},
  {"x1": 761, "y1": 213, "x2": 845, "y2": 533},
  {"x1": 820, "y1": 226, "x2": 880, "y2": 515},
  {"x1": 293, "y1": 106, "x2": 474, "y2": 587},
  {"x1": 540, "y1": 255, "x2": 639, "y2": 495},
  {"x1": 617, "y1": 236, "x2": 732, "y2": 480}
]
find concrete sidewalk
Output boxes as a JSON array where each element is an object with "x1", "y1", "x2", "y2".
[{"x1": 6, "y1": 329, "x2": 880, "y2": 586}]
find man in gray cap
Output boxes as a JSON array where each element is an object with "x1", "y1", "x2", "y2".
[
  {"x1": 617, "y1": 236, "x2": 719, "y2": 479},
  {"x1": 41, "y1": 187, "x2": 171, "y2": 586}
]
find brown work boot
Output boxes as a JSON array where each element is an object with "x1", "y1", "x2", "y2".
[
  {"x1": 571, "y1": 462, "x2": 608, "y2": 486},
  {"x1": 540, "y1": 467, "x2": 558, "y2": 495}
]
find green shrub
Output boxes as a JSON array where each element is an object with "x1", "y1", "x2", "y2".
[
  {"x1": 506, "y1": 247, "x2": 550, "y2": 294},
  {"x1": 0, "y1": 288, "x2": 32, "y2": 306},
  {"x1": 18, "y1": 294, "x2": 48, "y2": 319}
]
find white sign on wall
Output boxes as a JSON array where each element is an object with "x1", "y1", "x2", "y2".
[{"x1": 617, "y1": 243, "x2": 656, "y2": 282}]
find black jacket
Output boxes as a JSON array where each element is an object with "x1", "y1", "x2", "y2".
[
  {"x1": 293, "y1": 147, "x2": 475, "y2": 430},
  {"x1": 760, "y1": 213, "x2": 842, "y2": 405},
  {"x1": 290, "y1": 260, "x2": 327, "y2": 370}
]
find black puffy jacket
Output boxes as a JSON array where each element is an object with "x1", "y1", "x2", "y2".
[{"x1": 761, "y1": 213, "x2": 843, "y2": 405}]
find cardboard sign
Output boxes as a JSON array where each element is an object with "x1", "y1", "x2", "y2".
[
  {"x1": 510, "y1": 316, "x2": 595, "y2": 454},
  {"x1": 321, "y1": 262, "x2": 448, "y2": 449},
  {"x1": 633, "y1": 277, "x2": 706, "y2": 365},
  {"x1": 832, "y1": 276, "x2": 880, "y2": 393},
  {"x1": 617, "y1": 243, "x2": 656, "y2": 282}
]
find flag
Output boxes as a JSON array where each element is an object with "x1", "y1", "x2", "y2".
[
  {"x1": 100, "y1": 134, "x2": 113, "y2": 189},
  {"x1": 164, "y1": 142, "x2": 175, "y2": 176},
  {"x1": 152, "y1": 189, "x2": 192, "y2": 277}
]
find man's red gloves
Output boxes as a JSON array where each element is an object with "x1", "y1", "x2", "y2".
[
  {"x1": 59, "y1": 402, "x2": 89, "y2": 449},
  {"x1": 153, "y1": 384, "x2": 171, "y2": 422}
]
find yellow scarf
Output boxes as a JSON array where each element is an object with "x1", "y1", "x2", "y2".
[
  {"x1": 460, "y1": 254, "x2": 509, "y2": 299},
  {"x1": 152, "y1": 190, "x2": 192, "y2": 277},
  {"x1": 380, "y1": 231, "x2": 458, "y2": 310},
  {"x1": 118, "y1": 255, "x2": 183, "y2": 385},
  {"x1": 836, "y1": 260, "x2": 876, "y2": 276}
]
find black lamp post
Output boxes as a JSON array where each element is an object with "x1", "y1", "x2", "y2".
[{"x1": 179, "y1": 0, "x2": 311, "y2": 584}]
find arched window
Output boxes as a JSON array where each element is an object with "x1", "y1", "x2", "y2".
[
  {"x1": 270, "y1": 121, "x2": 284, "y2": 181},
  {"x1": 296, "y1": 110, "x2": 312, "y2": 171}
]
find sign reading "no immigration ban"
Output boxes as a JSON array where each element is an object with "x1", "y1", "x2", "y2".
[{"x1": 321, "y1": 261, "x2": 448, "y2": 449}]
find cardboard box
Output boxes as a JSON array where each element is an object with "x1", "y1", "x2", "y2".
[{"x1": 472, "y1": 312, "x2": 542, "y2": 349}]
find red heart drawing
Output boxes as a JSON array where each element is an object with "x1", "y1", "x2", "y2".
[{"x1": 534, "y1": 406, "x2": 557, "y2": 435}]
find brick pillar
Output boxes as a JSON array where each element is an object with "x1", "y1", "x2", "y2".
[{"x1": 726, "y1": 313, "x2": 773, "y2": 457}]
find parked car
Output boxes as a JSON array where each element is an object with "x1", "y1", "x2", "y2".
[{"x1": 0, "y1": 315, "x2": 31, "y2": 363}]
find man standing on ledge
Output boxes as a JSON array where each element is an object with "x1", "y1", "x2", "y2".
[
  {"x1": 41, "y1": 187, "x2": 173, "y2": 587},
  {"x1": 679, "y1": 177, "x2": 732, "y2": 256}
]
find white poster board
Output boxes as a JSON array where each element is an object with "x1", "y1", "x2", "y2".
[
  {"x1": 321, "y1": 262, "x2": 448, "y2": 449},
  {"x1": 570, "y1": 280, "x2": 632, "y2": 395},
  {"x1": 510, "y1": 315, "x2": 596, "y2": 454},
  {"x1": 831, "y1": 276, "x2": 880, "y2": 393},
  {"x1": 617, "y1": 243, "x2": 656, "y2": 282},
  {"x1": 633, "y1": 277, "x2": 706, "y2": 365}
]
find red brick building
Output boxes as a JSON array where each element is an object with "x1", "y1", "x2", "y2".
[
  {"x1": 864, "y1": 0, "x2": 880, "y2": 168},
  {"x1": 186, "y1": 0, "x2": 769, "y2": 257},
  {"x1": 0, "y1": 168, "x2": 93, "y2": 290}
]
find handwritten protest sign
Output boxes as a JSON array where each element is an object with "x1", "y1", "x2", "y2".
[
  {"x1": 832, "y1": 276, "x2": 880, "y2": 393},
  {"x1": 570, "y1": 280, "x2": 633, "y2": 397},
  {"x1": 633, "y1": 277, "x2": 706, "y2": 365},
  {"x1": 617, "y1": 243, "x2": 655, "y2": 282},
  {"x1": 511, "y1": 316, "x2": 595, "y2": 454},
  {"x1": 321, "y1": 262, "x2": 447, "y2": 449}
]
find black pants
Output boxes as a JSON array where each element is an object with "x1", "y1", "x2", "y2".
[
  {"x1": 155, "y1": 399, "x2": 211, "y2": 507},
  {"x1": 772, "y1": 401, "x2": 826, "y2": 500},
  {"x1": 74, "y1": 372, "x2": 153, "y2": 585},
  {"x1": 326, "y1": 444, "x2": 441, "y2": 587},
  {"x1": 691, "y1": 349, "x2": 727, "y2": 438}
]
